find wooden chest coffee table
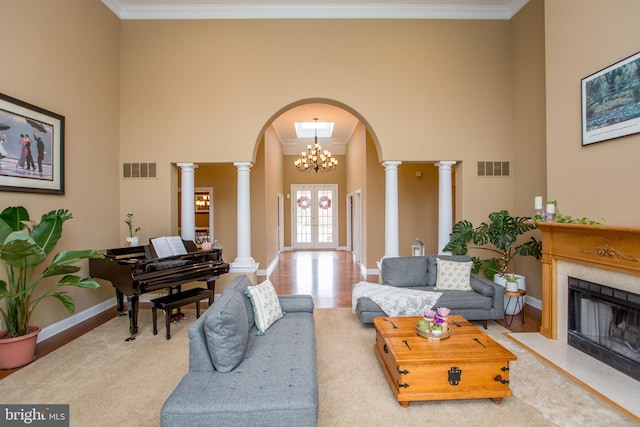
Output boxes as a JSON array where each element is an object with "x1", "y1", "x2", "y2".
[{"x1": 373, "y1": 315, "x2": 517, "y2": 407}]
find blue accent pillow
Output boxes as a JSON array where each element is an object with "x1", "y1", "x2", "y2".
[{"x1": 203, "y1": 290, "x2": 248, "y2": 372}]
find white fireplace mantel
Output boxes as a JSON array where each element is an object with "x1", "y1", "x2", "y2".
[{"x1": 536, "y1": 222, "x2": 640, "y2": 339}]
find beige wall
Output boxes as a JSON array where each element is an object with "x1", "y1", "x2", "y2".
[
  {"x1": 398, "y1": 164, "x2": 440, "y2": 256},
  {"x1": 118, "y1": 18, "x2": 517, "y2": 242},
  {"x1": 11, "y1": 0, "x2": 640, "y2": 330},
  {"x1": 509, "y1": 0, "x2": 546, "y2": 300},
  {"x1": 545, "y1": 0, "x2": 640, "y2": 226},
  {"x1": 188, "y1": 164, "x2": 238, "y2": 263},
  {"x1": 0, "y1": 0, "x2": 120, "y2": 328}
]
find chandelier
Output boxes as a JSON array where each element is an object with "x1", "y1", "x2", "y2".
[{"x1": 294, "y1": 118, "x2": 338, "y2": 173}]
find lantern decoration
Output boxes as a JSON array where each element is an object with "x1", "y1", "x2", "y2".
[{"x1": 412, "y1": 237, "x2": 425, "y2": 256}]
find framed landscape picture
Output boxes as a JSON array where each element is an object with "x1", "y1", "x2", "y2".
[
  {"x1": 0, "y1": 93, "x2": 64, "y2": 194},
  {"x1": 582, "y1": 51, "x2": 640, "y2": 146}
]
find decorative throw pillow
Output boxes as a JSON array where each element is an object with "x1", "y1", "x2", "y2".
[
  {"x1": 203, "y1": 291, "x2": 249, "y2": 372},
  {"x1": 246, "y1": 279, "x2": 284, "y2": 333},
  {"x1": 381, "y1": 256, "x2": 429, "y2": 287},
  {"x1": 435, "y1": 258, "x2": 473, "y2": 291}
]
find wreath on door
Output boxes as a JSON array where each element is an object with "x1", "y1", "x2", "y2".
[
  {"x1": 297, "y1": 195, "x2": 311, "y2": 209},
  {"x1": 318, "y1": 195, "x2": 332, "y2": 209}
]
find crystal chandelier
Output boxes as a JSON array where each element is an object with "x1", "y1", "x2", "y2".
[{"x1": 294, "y1": 118, "x2": 338, "y2": 173}]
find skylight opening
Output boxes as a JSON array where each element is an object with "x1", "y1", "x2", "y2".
[{"x1": 295, "y1": 121, "x2": 334, "y2": 138}]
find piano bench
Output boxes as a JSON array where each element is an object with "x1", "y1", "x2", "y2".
[{"x1": 151, "y1": 287, "x2": 213, "y2": 340}]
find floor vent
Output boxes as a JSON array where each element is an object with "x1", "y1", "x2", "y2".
[
  {"x1": 477, "y1": 161, "x2": 510, "y2": 177},
  {"x1": 123, "y1": 163, "x2": 157, "y2": 178}
]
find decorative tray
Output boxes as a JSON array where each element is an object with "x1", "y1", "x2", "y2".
[{"x1": 415, "y1": 327, "x2": 451, "y2": 342}]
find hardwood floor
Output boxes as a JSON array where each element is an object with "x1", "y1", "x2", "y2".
[
  {"x1": 260, "y1": 250, "x2": 377, "y2": 308},
  {"x1": 1, "y1": 250, "x2": 540, "y2": 380},
  {"x1": 262, "y1": 250, "x2": 541, "y2": 333}
]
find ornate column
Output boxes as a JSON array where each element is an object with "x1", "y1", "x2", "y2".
[
  {"x1": 177, "y1": 162, "x2": 197, "y2": 242},
  {"x1": 436, "y1": 161, "x2": 456, "y2": 254},
  {"x1": 232, "y1": 162, "x2": 258, "y2": 272},
  {"x1": 383, "y1": 161, "x2": 402, "y2": 257}
]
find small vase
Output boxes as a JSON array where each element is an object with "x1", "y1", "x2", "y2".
[
  {"x1": 423, "y1": 316, "x2": 434, "y2": 330},
  {"x1": 506, "y1": 281, "x2": 519, "y2": 292},
  {"x1": 126, "y1": 236, "x2": 139, "y2": 247},
  {"x1": 436, "y1": 315, "x2": 449, "y2": 332}
]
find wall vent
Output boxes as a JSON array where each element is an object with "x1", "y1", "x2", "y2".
[
  {"x1": 123, "y1": 163, "x2": 157, "y2": 178},
  {"x1": 477, "y1": 161, "x2": 510, "y2": 177}
]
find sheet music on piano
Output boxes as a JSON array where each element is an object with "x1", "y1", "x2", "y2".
[{"x1": 151, "y1": 236, "x2": 188, "y2": 258}]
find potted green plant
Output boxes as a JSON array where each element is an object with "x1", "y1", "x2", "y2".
[
  {"x1": 0, "y1": 206, "x2": 103, "y2": 369},
  {"x1": 443, "y1": 209, "x2": 542, "y2": 279},
  {"x1": 443, "y1": 210, "x2": 542, "y2": 316},
  {"x1": 124, "y1": 213, "x2": 141, "y2": 247}
]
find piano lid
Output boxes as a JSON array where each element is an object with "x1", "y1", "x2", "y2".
[{"x1": 102, "y1": 245, "x2": 146, "y2": 260}]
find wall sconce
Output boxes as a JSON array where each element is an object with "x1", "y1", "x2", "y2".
[{"x1": 412, "y1": 237, "x2": 425, "y2": 256}]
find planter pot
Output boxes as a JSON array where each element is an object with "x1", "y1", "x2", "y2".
[
  {"x1": 0, "y1": 326, "x2": 41, "y2": 369},
  {"x1": 494, "y1": 274, "x2": 526, "y2": 316},
  {"x1": 126, "y1": 236, "x2": 140, "y2": 247}
]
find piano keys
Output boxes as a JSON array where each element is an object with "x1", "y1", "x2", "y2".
[{"x1": 89, "y1": 240, "x2": 229, "y2": 340}]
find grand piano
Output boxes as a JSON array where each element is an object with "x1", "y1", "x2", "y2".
[{"x1": 89, "y1": 239, "x2": 229, "y2": 340}]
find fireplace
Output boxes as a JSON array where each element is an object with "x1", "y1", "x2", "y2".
[
  {"x1": 536, "y1": 222, "x2": 640, "y2": 341},
  {"x1": 567, "y1": 276, "x2": 640, "y2": 381}
]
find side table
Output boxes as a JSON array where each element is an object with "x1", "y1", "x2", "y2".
[{"x1": 504, "y1": 289, "x2": 526, "y2": 327}]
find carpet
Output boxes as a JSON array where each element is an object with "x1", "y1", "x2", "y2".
[{"x1": 0, "y1": 308, "x2": 636, "y2": 426}]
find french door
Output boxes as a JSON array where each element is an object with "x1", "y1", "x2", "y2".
[{"x1": 291, "y1": 184, "x2": 337, "y2": 250}]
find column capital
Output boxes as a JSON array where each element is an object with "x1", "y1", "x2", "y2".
[
  {"x1": 176, "y1": 162, "x2": 198, "y2": 171},
  {"x1": 435, "y1": 161, "x2": 456, "y2": 170},
  {"x1": 381, "y1": 160, "x2": 402, "y2": 170},
  {"x1": 233, "y1": 162, "x2": 253, "y2": 171}
]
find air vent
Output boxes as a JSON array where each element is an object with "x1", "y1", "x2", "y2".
[
  {"x1": 123, "y1": 163, "x2": 157, "y2": 178},
  {"x1": 477, "y1": 161, "x2": 510, "y2": 177}
]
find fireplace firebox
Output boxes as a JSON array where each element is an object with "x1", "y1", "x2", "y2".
[{"x1": 568, "y1": 277, "x2": 640, "y2": 382}]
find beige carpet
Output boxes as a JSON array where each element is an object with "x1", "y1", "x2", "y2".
[{"x1": 1, "y1": 308, "x2": 636, "y2": 427}]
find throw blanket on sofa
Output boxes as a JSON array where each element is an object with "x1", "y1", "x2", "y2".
[{"x1": 351, "y1": 281, "x2": 442, "y2": 317}]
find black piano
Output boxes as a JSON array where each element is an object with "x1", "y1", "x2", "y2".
[{"x1": 89, "y1": 240, "x2": 229, "y2": 340}]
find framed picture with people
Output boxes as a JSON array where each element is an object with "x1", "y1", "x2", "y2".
[{"x1": 0, "y1": 92, "x2": 64, "y2": 194}]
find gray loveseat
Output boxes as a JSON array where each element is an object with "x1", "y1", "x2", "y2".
[
  {"x1": 161, "y1": 275, "x2": 318, "y2": 427},
  {"x1": 354, "y1": 255, "x2": 504, "y2": 327}
]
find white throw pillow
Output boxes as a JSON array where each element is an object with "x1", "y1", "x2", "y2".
[
  {"x1": 246, "y1": 279, "x2": 284, "y2": 333},
  {"x1": 435, "y1": 259, "x2": 473, "y2": 291}
]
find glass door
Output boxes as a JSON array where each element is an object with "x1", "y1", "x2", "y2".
[{"x1": 292, "y1": 184, "x2": 337, "y2": 250}]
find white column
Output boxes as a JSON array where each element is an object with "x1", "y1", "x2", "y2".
[
  {"x1": 177, "y1": 162, "x2": 197, "y2": 242},
  {"x1": 232, "y1": 162, "x2": 258, "y2": 271},
  {"x1": 436, "y1": 161, "x2": 456, "y2": 254},
  {"x1": 383, "y1": 161, "x2": 402, "y2": 258}
]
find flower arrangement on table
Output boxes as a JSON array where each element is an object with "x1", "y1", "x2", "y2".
[{"x1": 420, "y1": 307, "x2": 451, "y2": 335}]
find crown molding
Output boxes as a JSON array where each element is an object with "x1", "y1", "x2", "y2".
[{"x1": 101, "y1": 1, "x2": 530, "y2": 21}]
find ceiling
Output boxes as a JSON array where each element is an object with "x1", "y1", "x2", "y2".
[
  {"x1": 101, "y1": 0, "x2": 528, "y2": 156},
  {"x1": 273, "y1": 104, "x2": 359, "y2": 156}
]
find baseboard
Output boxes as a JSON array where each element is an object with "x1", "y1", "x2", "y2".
[
  {"x1": 38, "y1": 299, "x2": 116, "y2": 343},
  {"x1": 257, "y1": 255, "x2": 279, "y2": 277},
  {"x1": 526, "y1": 295, "x2": 542, "y2": 310}
]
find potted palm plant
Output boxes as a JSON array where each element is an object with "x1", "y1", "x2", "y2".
[
  {"x1": 443, "y1": 210, "x2": 542, "y2": 315},
  {"x1": 0, "y1": 206, "x2": 103, "y2": 369}
]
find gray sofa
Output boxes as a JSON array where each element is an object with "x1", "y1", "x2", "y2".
[
  {"x1": 161, "y1": 275, "x2": 318, "y2": 427},
  {"x1": 354, "y1": 255, "x2": 504, "y2": 326}
]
